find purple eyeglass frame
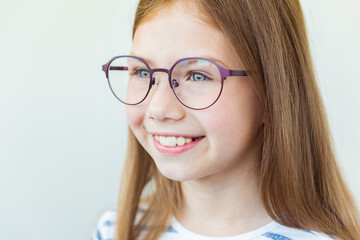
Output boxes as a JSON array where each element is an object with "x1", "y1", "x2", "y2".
[{"x1": 102, "y1": 55, "x2": 247, "y2": 110}]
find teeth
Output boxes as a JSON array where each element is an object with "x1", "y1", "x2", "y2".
[
  {"x1": 155, "y1": 135, "x2": 198, "y2": 147},
  {"x1": 165, "y1": 136, "x2": 177, "y2": 147},
  {"x1": 177, "y1": 137, "x2": 185, "y2": 146},
  {"x1": 159, "y1": 136, "x2": 166, "y2": 145}
]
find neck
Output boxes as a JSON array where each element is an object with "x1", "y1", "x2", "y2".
[{"x1": 175, "y1": 156, "x2": 273, "y2": 236}]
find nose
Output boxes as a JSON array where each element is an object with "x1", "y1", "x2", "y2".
[{"x1": 146, "y1": 71, "x2": 185, "y2": 122}]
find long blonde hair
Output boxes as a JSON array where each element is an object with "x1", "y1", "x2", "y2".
[{"x1": 115, "y1": 1, "x2": 360, "y2": 239}]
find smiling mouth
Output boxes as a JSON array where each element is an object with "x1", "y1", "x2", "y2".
[{"x1": 154, "y1": 135, "x2": 205, "y2": 147}]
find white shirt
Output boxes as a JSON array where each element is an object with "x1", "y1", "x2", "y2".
[{"x1": 92, "y1": 208, "x2": 337, "y2": 240}]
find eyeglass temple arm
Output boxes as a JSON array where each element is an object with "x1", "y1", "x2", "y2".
[
  {"x1": 102, "y1": 65, "x2": 128, "y2": 73},
  {"x1": 102, "y1": 63, "x2": 129, "y2": 78},
  {"x1": 109, "y1": 66, "x2": 128, "y2": 70},
  {"x1": 230, "y1": 70, "x2": 247, "y2": 76}
]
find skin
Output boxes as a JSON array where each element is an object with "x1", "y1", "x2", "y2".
[{"x1": 126, "y1": 2, "x2": 272, "y2": 236}]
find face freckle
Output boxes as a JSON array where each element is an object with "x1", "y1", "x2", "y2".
[{"x1": 127, "y1": 3, "x2": 263, "y2": 182}]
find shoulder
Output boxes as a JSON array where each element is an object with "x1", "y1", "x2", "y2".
[
  {"x1": 267, "y1": 223, "x2": 337, "y2": 240},
  {"x1": 91, "y1": 208, "x2": 116, "y2": 240}
]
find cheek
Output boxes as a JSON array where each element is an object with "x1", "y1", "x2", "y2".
[
  {"x1": 125, "y1": 105, "x2": 150, "y2": 152},
  {"x1": 125, "y1": 105, "x2": 145, "y2": 130},
  {"x1": 200, "y1": 81, "x2": 263, "y2": 147},
  {"x1": 221, "y1": 79, "x2": 263, "y2": 127}
]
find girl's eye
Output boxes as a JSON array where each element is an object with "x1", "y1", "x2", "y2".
[
  {"x1": 139, "y1": 70, "x2": 150, "y2": 78},
  {"x1": 189, "y1": 72, "x2": 211, "y2": 81},
  {"x1": 133, "y1": 68, "x2": 150, "y2": 78}
]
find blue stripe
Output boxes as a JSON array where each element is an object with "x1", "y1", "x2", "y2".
[
  {"x1": 263, "y1": 232, "x2": 292, "y2": 240},
  {"x1": 103, "y1": 220, "x2": 115, "y2": 226},
  {"x1": 96, "y1": 229, "x2": 103, "y2": 240},
  {"x1": 303, "y1": 230, "x2": 316, "y2": 235},
  {"x1": 167, "y1": 226, "x2": 178, "y2": 233}
]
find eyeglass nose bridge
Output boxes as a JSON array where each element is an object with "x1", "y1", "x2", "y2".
[{"x1": 149, "y1": 68, "x2": 176, "y2": 89}]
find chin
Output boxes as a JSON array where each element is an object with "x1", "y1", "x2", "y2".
[
  {"x1": 154, "y1": 164, "x2": 193, "y2": 182},
  {"x1": 156, "y1": 163, "x2": 208, "y2": 182},
  {"x1": 157, "y1": 169, "x2": 189, "y2": 182}
]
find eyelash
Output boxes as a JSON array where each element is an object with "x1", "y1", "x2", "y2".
[{"x1": 188, "y1": 71, "x2": 213, "y2": 81}]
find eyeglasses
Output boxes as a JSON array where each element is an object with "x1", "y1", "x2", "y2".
[{"x1": 102, "y1": 55, "x2": 247, "y2": 110}]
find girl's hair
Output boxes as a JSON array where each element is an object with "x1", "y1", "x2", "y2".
[{"x1": 115, "y1": 0, "x2": 360, "y2": 239}]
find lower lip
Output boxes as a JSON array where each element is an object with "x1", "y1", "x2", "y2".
[{"x1": 152, "y1": 136, "x2": 204, "y2": 155}]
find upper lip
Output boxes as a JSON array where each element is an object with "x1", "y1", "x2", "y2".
[{"x1": 149, "y1": 132, "x2": 204, "y2": 138}]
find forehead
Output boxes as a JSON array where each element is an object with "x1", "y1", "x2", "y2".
[{"x1": 131, "y1": 3, "x2": 242, "y2": 69}]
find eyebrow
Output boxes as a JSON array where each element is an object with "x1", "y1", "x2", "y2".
[
  {"x1": 200, "y1": 55, "x2": 232, "y2": 69},
  {"x1": 129, "y1": 52, "x2": 233, "y2": 69},
  {"x1": 129, "y1": 52, "x2": 156, "y2": 67}
]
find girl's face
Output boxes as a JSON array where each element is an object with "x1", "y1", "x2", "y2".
[{"x1": 126, "y1": 3, "x2": 263, "y2": 182}]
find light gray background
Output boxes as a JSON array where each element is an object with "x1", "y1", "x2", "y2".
[{"x1": 0, "y1": 0, "x2": 359, "y2": 239}]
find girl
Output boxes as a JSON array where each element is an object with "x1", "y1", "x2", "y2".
[{"x1": 93, "y1": 0, "x2": 360, "y2": 239}]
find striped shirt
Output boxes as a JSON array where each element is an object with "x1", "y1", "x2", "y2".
[{"x1": 92, "y1": 208, "x2": 336, "y2": 240}]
